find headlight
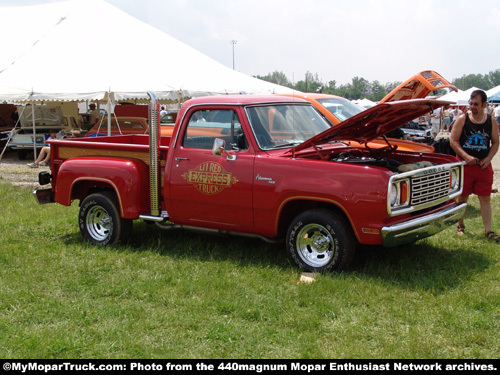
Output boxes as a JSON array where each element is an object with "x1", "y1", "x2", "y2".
[
  {"x1": 450, "y1": 168, "x2": 459, "y2": 190},
  {"x1": 389, "y1": 179, "x2": 409, "y2": 208},
  {"x1": 390, "y1": 184, "x2": 398, "y2": 206}
]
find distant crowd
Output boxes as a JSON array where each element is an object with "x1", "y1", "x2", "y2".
[{"x1": 420, "y1": 103, "x2": 500, "y2": 138}]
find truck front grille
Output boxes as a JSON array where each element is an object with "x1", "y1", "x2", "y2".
[{"x1": 411, "y1": 171, "x2": 450, "y2": 206}]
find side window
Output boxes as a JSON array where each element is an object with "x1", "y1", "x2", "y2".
[{"x1": 183, "y1": 109, "x2": 247, "y2": 150}]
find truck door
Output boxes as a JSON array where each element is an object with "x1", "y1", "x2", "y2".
[{"x1": 168, "y1": 108, "x2": 254, "y2": 229}]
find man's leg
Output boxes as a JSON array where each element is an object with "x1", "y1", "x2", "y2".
[
  {"x1": 42, "y1": 147, "x2": 51, "y2": 162},
  {"x1": 477, "y1": 195, "x2": 492, "y2": 235},
  {"x1": 34, "y1": 147, "x2": 48, "y2": 164},
  {"x1": 456, "y1": 195, "x2": 469, "y2": 234}
]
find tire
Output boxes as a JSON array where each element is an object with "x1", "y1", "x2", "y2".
[
  {"x1": 79, "y1": 192, "x2": 132, "y2": 245},
  {"x1": 286, "y1": 209, "x2": 356, "y2": 272}
]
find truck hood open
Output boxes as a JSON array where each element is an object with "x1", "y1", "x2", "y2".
[
  {"x1": 18, "y1": 105, "x2": 64, "y2": 127},
  {"x1": 292, "y1": 99, "x2": 452, "y2": 153},
  {"x1": 379, "y1": 70, "x2": 457, "y2": 103}
]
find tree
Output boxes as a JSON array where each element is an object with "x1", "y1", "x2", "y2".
[
  {"x1": 350, "y1": 77, "x2": 370, "y2": 100},
  {"x1": 254, "y1": 71, "x2": 292, "y2": 87},
  {"x1": 487, "y1": 69, "x2": 500, "y2": 88},
  {"x1": 294, "y1": 72, "x2": 323, "y2": 93},
  {"x1": 368, "y1": 81, "x2": 385, "y2": 101},
  {"x1": 256, "y1": 69, "x2": 500, "y2": 99},
  {"x1": 453, "y1": 73, "x2": 492, "y2": 90}
]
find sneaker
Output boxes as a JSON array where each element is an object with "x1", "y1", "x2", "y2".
[
  {"x1": 27, "y1": 162, "x2": 39, "y2": 168},
  {"x1": 39, "y1": 161, "x2": 48, "y2": 166}
]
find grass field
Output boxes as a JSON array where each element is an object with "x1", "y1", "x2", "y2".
[{"x1": 0, "y1": 182, "x2": 499, "y2": 359}]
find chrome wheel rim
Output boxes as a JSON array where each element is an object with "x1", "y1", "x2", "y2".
[
  {"x1": 86, "y1": 206, "x2": 112, "y2": 242},
  {"x1": 296, "y1": 223, "x2": 334, "y2": 268}
]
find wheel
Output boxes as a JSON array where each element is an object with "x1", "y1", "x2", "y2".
[
  {"x1": 286, "y1": 209, "x2": 355, "y2": 272},
  {"x1": 79, "y1": 192, "x2": 132, "y2": 245}
]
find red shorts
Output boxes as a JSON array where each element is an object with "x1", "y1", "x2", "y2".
[{"x1": 462, "y1": 164, "x2": 494, "y2": 196}]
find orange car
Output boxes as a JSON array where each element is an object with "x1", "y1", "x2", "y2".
[
  {"x1": 87, "y1": 117, "x2": 149, "y2": 137},
  {"x1": 287, "y1": 70, "x2": 457, "y2": 152},
  {"x1": 87, "y1": 115, "x2": 178, "y2": 138},
  {"x1": 281, "y1": 71, "x2": 458, "y2": 153},
  {"x1": 281, "y1": 92, "x2": 435, "y2": 152},
  {"x1": 379, "y1": 70, "x2": 457, "y2": 103}
]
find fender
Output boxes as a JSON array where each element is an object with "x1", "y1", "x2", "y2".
[{"x1": 54, "y1": 157, "x2": 150, "y2": 219}]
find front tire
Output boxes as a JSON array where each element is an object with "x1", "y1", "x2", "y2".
[
  {"x1": 286, "y1": 209, "x2": 355, "y2": 272},
  {"x1": 79, "y1": 192, "x2": 132, "y2": 245}
]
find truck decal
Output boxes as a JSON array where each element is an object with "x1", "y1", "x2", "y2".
[{"x1": 182, "y1": 161, "x2": 239, "y2": 195}]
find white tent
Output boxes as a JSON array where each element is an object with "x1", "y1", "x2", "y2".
[
  {"x1": 486, "y1": 85, "x2": 500, "y2": 102},
  {"x1": 352, "y1": 98, "x2": 377, "y2": 109},
  {"x1": 438, "y1": 87, "x2": 483, "y2": 105},
  {"x1": 0, "y1": 0, "x2": 295, "y2": 102}
]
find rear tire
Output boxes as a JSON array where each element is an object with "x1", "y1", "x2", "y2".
[
  {"x1": 79, "y1": 192, "x2": 132, "y2": 245},
  {"x1": 286, "y1": 209, "x2": 355, "y2": 272}
]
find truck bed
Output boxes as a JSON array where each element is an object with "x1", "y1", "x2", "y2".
[{"x1": 50, "y1": 134, "x2": 170, "y2": 165}]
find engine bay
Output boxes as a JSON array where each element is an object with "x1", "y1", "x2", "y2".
[
  {"x1": 328, "y1": 147, "x2": 438, "y2": 174},
  {"x1": 332, "y1": 152, "x2": 403, "y2": 172}
]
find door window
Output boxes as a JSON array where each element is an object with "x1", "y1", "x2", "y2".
[{"x1": 183, "y1": 109, "x2": 247, "y2": 150}]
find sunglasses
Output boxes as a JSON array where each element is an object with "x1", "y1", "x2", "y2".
[{"x1": 469, "y1": 101, "x2": 482, "y2": 107}]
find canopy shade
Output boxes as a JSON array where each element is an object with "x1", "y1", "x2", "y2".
[
  {"x1": 0, "y1": 0, "x2": 296, "y2": 102},
  {"x1": 438, "y1": 87, "x2": 484, "y2": 105},
  {"x1": 487, "y1": 85, "x2": 500, "y2": 103}
]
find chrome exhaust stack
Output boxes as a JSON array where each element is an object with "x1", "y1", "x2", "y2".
[{"x1": 147, "y1": 91, "x2": 160, "y2": 217}]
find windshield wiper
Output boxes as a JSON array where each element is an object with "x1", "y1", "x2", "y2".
[{"x1": 272, "y1": 141, "x2": 304, "y2": 149}]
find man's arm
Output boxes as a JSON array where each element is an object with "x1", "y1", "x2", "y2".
[
  {"x1": 450, "y1": 113, "x2": 478, "y2": 165},
  {"x1": 482, "y1": 116, "x2": 500, "y2": 169}
]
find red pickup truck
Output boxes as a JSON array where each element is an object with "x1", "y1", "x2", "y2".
[{"x1": 35, "y1": 94, "x2": 466, "y2": 271}]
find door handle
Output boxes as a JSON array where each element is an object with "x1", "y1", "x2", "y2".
[{"x1": 174, "y1": 157, "x2": 190, "y2": 161}]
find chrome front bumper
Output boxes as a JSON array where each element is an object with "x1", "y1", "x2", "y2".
[{"x1": 381, "y1": 203, "x2": 467, "y2": 247}]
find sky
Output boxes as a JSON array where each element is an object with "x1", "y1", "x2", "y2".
[{"x1": 2, "y1": 0, "x2": 500, "y2": 86}]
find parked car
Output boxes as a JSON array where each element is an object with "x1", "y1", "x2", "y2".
[
  {"x1": 87, "y1": 113, "x2": 179, "y2": 138},
  {"x1": 379, "y1": 70, "x2": 457, "y2": 103},
  {"x1": 7, "y1": 105, "x2": 65, "y2": 159},
  {"x1": 281, "y1": 70, "x2": 458, "y2": 153},
  {"x1": 280, "y1": 92, "x2": 435, "y2": 153},
  {"x1": 86, "y1": 117, "x2": 149, "y2": 137},
  {"x1": 400, "y1": 121, "x2": 433, "y2": 144},
  {"x1": 0, "y1": 103, "x2": 18, "y2": 149},
  {"x1": 159, "y1": 110, "x2": 178, "y2": 137},
  {"x1": 35, "y1": 94, "x2": 466, "y2": 272}
]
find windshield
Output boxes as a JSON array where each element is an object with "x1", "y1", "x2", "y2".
[
  {"x1": 316, "y1": 97, "x2": 364, "y2": 122},
  {"x1": 246, "y1": 104, "x2": 330, "y2": 150}
]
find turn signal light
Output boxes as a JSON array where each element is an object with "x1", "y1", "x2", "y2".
[{"x1": 400, "y1": 182, "x2": 408, "y2": 204}]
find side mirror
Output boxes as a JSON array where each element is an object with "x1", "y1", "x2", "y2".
[{"x1": 212, "y1": 138, "x2": 236, "y2": 160}]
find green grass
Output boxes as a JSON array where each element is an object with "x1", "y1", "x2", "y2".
[{"x1": 0, "y1": 182, "x2": 499, "y2": 359}]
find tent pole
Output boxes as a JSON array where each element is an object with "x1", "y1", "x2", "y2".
[
  {"x1": 107, "y1": 91, "x2": 112, "y2": 136},
  {"x1": 31, "y1": 98, "x2": 38, "y2": 162}
]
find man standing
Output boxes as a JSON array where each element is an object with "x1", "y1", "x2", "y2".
[
  {"x1": 450, "y1": 90, "x2": 499, "y2": 240},
  {"x1": 89, "y1": 103, "x2": 100, "y2": 129},
  {"x1": 430, "y1": 107, "x2": 442, "y2": 138},
  {"x1": 494, "y1": 104, "x2": 500, "y2": 126}
]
